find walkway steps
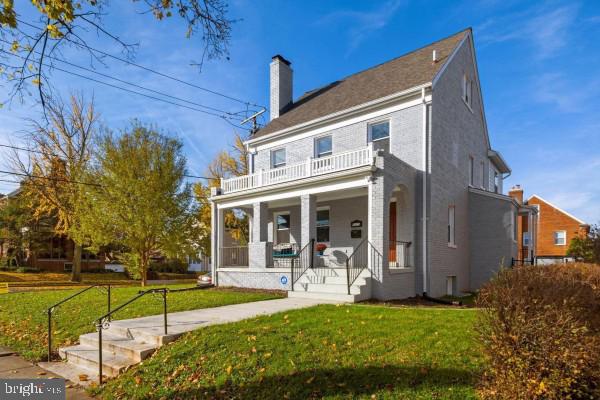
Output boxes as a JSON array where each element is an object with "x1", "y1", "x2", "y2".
[{"x1": 39, "y1": 298, "x2": 331, "y2": 386}]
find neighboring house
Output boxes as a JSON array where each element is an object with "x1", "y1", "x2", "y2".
[
  {"x1": 0, "y1": 187, "x2": 104, "y2": 272},
  {"x1": 509, "y1": 185, "x2": 589, "y2": 264},
  {"x1": 209, "y1": 28, "x2": 519, "y2": 301}
]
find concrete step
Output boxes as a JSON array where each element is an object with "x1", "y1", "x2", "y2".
[
  {"x1": 59, "y1": 345, "x2": 132, "y2": 377},
  {"x1": 299, "y1": 275, "x2": 370, "y2": 285},
  {"x1": 38, "y1": 361, "x2": 101, "y2": 387},
  {"x1": 79, "y1": 332, "x2": 157, "y2": 363},
  {"x1": 295, "y1": 282, "x2": 363, "y2": 295},
  {"x1": 288, "y1": 290, "x2": 369, "y2": 303},
  {"x1": 103, "y1": 322, "x2": 181, "y2": 347}
]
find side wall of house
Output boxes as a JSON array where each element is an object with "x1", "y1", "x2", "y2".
[
  {"x1": 429, "y1": 36, "x2": 491, "y2": 296},
  {"x1": 469, "y1": 191, "x2": 518, "y2": 289}
]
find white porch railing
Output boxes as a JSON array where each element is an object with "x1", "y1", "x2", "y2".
[{"x1": 221, "y1": 145, "x2": 373, "y2": 194}]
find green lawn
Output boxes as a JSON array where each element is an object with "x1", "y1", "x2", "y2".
[
  {"x1": 0, "y1": 271, "x2": 131, "y2": 283},
  {"x1": 92, "y1": 304, "x2": 481, "y2": 400},
  {"x1": 0, "y1": 285, "x2": 284, "y2": 361}
]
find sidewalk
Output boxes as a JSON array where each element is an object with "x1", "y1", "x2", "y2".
[{"x1": 0, "y1": 346, "x2": 92, "y2": 399}]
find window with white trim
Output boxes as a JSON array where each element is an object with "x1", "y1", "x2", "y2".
[
  {"x1": 554, "y1": 230, "x2": 566, "y2": 246},
  {"x1": 462, "y1": 73, "x2": 473, "y2": 108},
  {"x1": 368, "y1": 121, "x2": 390, "y2": 142},
  {"x1": 271, "y1": 148, "x2": 286, "y2": 169},
  {"x1": 315, "y1": 135, "x2": 332, "y2": 158},
  {"x1": 448, "y1": 206, "x2": 456, "y2": 246}
]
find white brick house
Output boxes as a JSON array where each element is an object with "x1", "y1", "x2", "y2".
[{"x1": 209, "y1": 29, "x2": 523, "y2": 301}]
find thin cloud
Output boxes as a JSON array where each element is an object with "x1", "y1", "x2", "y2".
[
  {"x1": 316, "y1": 0, "x2": 404, "y2": 55},
  {"x1": 533, "y1": 72, "x2": 600, "y2": 113},
  {"x1": 477, "y1": 3, "x2": 579, "y2": 59}
]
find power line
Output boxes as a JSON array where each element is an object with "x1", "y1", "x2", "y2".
[
  {"x1": 2, "y1": 50, "x2": 251, "y2": 127},
  {"x1": 0, "y1": 144, "x2": 212, "y2": 180},
  {"x1": 0, "y1": 169, "x2": 103, "y2": 187},
  {"x1": 15, "y1": 18, "x2": 264, "y2": 109},
  {"x1": 0, "y1": 39, "x2": 254, "y2": 120}
]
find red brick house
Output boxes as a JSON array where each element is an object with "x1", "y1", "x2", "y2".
[{"x1": 509, "y1": 185, "x2": 590, "y2": 264}]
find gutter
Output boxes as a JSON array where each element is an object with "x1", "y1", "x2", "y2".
[{"x1": 421, "y1": 86, "x2": 430, "y2": 294}]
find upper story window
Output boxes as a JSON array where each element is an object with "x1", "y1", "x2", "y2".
[
  {"x1": 462, "y1": 73, "x2": 473, "y2": 108},
  {"x1": 468, "y1": 156, "x2": 474, "y2": 186},
  {"x1": 368, "y1": 121, "x2": 390, "y2": 142},
  {"x1": 271, "y1": 148, "x2": 286, "y2": 169},
  {"x1": 554, "y1": 230, "x2": 566, "y2": 246},
  {"x1": 315, "y1": 136, "x2": 332, "y2": 158}
]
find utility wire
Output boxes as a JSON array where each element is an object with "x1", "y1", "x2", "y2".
[
  {"x1": 15, "y1": 18, "x2": 264, "y2": 109},
  {"x1": 0, "y1": 144, "x2": 212, "y2": 180},
  {"x1": 2, "y1": 50, "x2": 250, "y2": 127},
  {"x1": 0, "y1": 39, "x2": 254, "y2": 119},
  {"x1": 0, "y1": 169, "x2": 103, "y2": 187}
]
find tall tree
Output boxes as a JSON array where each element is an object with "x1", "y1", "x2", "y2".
[
  {"x1": 0, "y1": 0, "x2": 234, "y2": 109},
  {"x1": 193, "y1": 133, "x2": 248, "y2": 255},
  {"x1": 81, "y1": 124, "x2": 193, "y2": 286},
  {"x1": 11, "y1": 94, "x2": 97, "y2": 281}
]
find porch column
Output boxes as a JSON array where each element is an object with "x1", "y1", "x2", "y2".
[
  {"x1": 368, "y1": 174, "x2": 390, "y2": 282},
  {"x1": 249, "y1": 202, "x2": 269, "y2": 269},
  {"x1": 300, "y1": 194, "x2": 316, "y2": 246},
  {"x1": 210, "y1": 196, "x2": 224, "y2": 282}
]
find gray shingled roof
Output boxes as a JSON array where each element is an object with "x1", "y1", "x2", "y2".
[{"x1": 253, "y1": 29, "x2": 469, "y2": 138}]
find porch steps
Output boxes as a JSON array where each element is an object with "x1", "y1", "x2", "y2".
[{"x1": 289, "y1": 268, "x2": 371, "y2": 303}]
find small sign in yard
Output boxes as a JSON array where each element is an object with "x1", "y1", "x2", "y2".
[
  {"x1": 0, "y1": 283, "x2": 8, "y2": 294},
  {"x1": 280, "y1": 276, "x2": 288, "y2": 285}
]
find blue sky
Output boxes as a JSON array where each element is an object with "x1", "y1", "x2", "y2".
[{"x1": 1, "y1": 0, "x2": 599, "y2": 223}]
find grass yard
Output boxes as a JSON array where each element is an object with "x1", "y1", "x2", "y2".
[
  {"x1": 0, "y1": 285, "x2": 284, "y2": 361},
  {"x1": 92, "y1": 304, "x2": 481, "y2": 400}
]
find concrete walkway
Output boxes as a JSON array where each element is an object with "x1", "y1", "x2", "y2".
[
  {"x1": 0, "y1": 346, "x2": 92, "y2": 399},
  {"x1": 40, "y1": 297, "x2": 335, "y2": 386},
  {"x1": 108, "y1": 297, "x2": 333, "y2": 337}
]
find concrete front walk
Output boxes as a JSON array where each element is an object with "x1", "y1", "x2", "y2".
[
  {"x1": 0, "y1": 347, "x2": 92, "y2": 399},
  {"x1": 108, "y1": 297, "x2": 334, "y2": 337},
  {"x1": 40, "y1": 297, "x2": 334, "y2": 386}
]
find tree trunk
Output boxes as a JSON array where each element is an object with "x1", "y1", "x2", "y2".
[
  {"x1": 71, "y1": 244, "x2": 82, "y2": 282},
  {"x1": 140, "y1": 253, "x2": 147, "y2": 287}
]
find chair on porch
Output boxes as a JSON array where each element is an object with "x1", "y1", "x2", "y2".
[{"x1": 272, "y1": 243, "x2": 299, "y2": 268}]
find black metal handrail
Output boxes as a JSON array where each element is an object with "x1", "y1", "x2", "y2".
[
  {"x1": 511, "y1": 257, "x2": 535, "y2": 267},
  {"x1": 345, "y1": 239, "x2": 368, "y2": 294},
  {"x1": 94, "y1": 287, "x2": 168, "y2": 384},
  {"x1": 46, "y1": 285, "x2": 111, "y2": 361},
  {"x1": 290, "y1": 239, "x2": 315, "y2": 291}
]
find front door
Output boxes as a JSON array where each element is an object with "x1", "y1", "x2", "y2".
[{"x1": 389, "y1": 201, "x2": 397, "y2": 263}]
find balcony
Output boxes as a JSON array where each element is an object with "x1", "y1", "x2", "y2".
[{"x1": 221, "y1": 145, "x2": 374, "y2": 194}]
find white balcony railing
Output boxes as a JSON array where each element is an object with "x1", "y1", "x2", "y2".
[{"x1": 221, "y1": 145, "x2": 373, "y2": 194}]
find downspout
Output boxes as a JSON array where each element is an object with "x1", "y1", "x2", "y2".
[{"x1": 421, "y1": 87, "x2": 429, "y2": 294}]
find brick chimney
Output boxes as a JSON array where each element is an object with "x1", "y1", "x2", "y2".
[
  {"x1": 508, "y1": 184, "x2": 524, "y2": 205},
  {"x1": 270, "y1": 55, "x2": 293, "y2": 121}
]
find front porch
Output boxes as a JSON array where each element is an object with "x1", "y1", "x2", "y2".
[{"x1": 211, "y1": 172, "x2": 417, "y2": 301}]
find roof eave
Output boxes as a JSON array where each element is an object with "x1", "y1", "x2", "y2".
[{"x1": 488, "y1": 149, "x2": 511, "y2": 174}]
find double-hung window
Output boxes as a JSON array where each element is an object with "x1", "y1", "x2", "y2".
[
  {"x1": 275, "y1": 212, "x2": 291, "y2": 244},
  {"x1": 315, "y1": 136, "x2": 332, "y2": 158},
  {"x1": 554, "y1": 231, "x2": 566, "y2": 246},
  {"x1": 316, "y1": 208, "x2": 330, "y2": 243},
  {"x1": 368, "y1": 121, "x2": 390, "y2": 142},
  {"x1": 271, "y1": 148, "x2": 286, "y2": 169}
]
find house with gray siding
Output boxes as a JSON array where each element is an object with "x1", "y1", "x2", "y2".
[{"x1": 209, "y1": 28, "x2": 520, "y2": 301}]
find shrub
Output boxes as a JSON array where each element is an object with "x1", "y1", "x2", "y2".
[
  {"x1": 15, "y1": 267, "x2": 40, "y2": 273},
  {"x1": 476, "y1": 263, "x2": 600, "y2": 399},
  {"x1": 149, "y1": 259, "x2": 188, "y2": 274}
]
